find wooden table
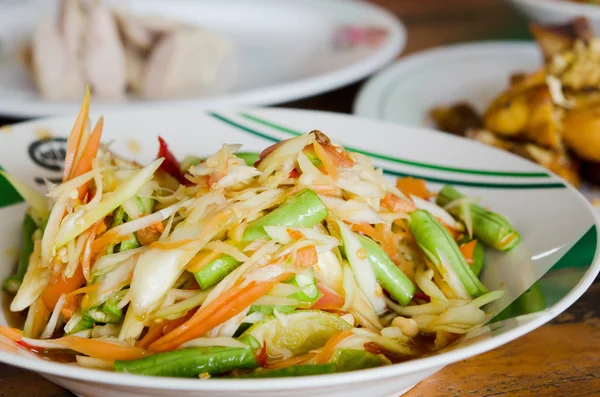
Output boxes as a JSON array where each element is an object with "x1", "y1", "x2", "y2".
[{"x1": 1, "y1": 1, "x2": 598, "y2": 396}]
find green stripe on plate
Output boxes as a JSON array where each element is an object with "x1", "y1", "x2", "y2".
[
  {"x1": 210, "y1": 113, "x2": 564, "y2": 190},
  {"x1": 239, "y1": 113, "x2": 550, "y2": 178},
  {"x1": 0, "y1": 167, "x2": 24, "y2": 209}
]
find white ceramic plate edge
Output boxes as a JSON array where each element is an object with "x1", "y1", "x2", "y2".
[
  {"x1": 0, "y1": 107, "x2": 598, "y2": 391},
  {"x1": 0, "y1": 0, "x2": 406, "y2": 118}
]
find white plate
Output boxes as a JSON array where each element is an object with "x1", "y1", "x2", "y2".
[
  {"x1": 353, "y1": 42, "x2": 542, "y2": 127},
  {"x1": 0, "y1": 106, "x2": 599, "y2": 397},
  {"x1": 0, "y1": 0, "x2": 405, "y2": 117},
  {"x1": 508, "y1": 0, "x2": 600, "y2": 34},
  {"x1": 353, "y1": 41, "x2": 600, "y2": 204}
]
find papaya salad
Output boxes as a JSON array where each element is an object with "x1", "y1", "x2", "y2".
[{"x1": 0, "y1": 93, "x2": 520, "y2": 378}]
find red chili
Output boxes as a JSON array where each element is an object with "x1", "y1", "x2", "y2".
[
  {"x1": 256, "y1": 342, "x2": 268, "y2": 368},
  {"x1": 156, "y1": 137, "x2": 192, "y2": 186}
]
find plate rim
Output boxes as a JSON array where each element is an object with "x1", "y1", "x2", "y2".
[
  {"x1": 508, "y1": 0, "x2": 600, "y2": 17},
  {"x1": 0, "y1": 106, "x2": 599, "y2": 390},
  {"x1": 353, "y1": 40, "x2": 540, "y2": 120},
  {"x1": 0, "y1": 0, "x2": 406, "y2": 118}
]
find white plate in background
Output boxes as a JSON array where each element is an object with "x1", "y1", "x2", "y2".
[
  {"x1": 353, "y1": 41, "x2": 600, "y2": 205},
  {"x1": 0, "y1": 0, "x2": 405, "y2": 117},
  {"x1": 353, "y1": 42, "x2": 541, "y2": 127},
  {"x1": 507, "y1": 0, "x2": 600, "y2": 35}
]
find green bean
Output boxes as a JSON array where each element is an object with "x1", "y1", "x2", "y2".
[
  {"x1": 194, "y1": 254, "x2": 241, "y2": 290},
  {"x1": 84, "y1": 308, "x2": 121, "y2": 324},
  {"x1": 114, "y1": 347, "x2": 258, "y2": 377},
  {"x1": 249, "y1": 304, "x2": 296, "y2": 315},
  {"x1": 436, "y1": 186, "x2": 520, "y2": 251},
  {"x1": 470, "y1": 240, "x2": 485, "y2": 277},
  {"x1": 304, "y1": 151, "x2": 323, "y2": 167},
  {"x1": 331, "y1": 348, "x2": 384, "y2": 372},
  {"x1": 100, "y1": 290, "x2": 127, "y2": 321},
  {"x1": 136, "y1": 196, "x2": 155, "y2": 215},
  {"x1": 64, "y1": 312, "x2": 94, "y2": 334},
  {"x1": 235, "y1": 364, "x2": 336, "y2": 378},
  {"x1": 237, "y1": 334, "x2": 261, "y2": 350},
  {"x1": 236, "y1": 152, "x2": 260, "y2": 166},
  {"x1": 250, "y1": 272, "x2": 318, "y2": 314},
  {"x1": 3, "y1": 213, "x2": 37, "y2": 294},
  {"x1": 242, "y1": 189, "x2": 328, "y2": 242},
  {"x1": 409, "y1": 210, "x2": 488, "y2": 298},
  {"x1": 107, "y1": 207, "x2": 126, "y2": 255},
  {"x1": 119, "y1": 234, "x2": 140, "y2": 252},
  {"x1": 358, "y1": 235, "x2": 415, "y2": 306}
]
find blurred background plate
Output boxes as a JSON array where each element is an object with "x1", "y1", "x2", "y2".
[
  {"x1": 353, "y1": 41, "x2": 600, "y2": 207},
  {"x1": 0, "y1": 0, "x2": 405, "y2": 117},
  {"x1": 507, "y1": 0, "x2": 600, "y2": 34},
  {"x1": 353, "y1": 41, "x2": 541, "y2": 127}
]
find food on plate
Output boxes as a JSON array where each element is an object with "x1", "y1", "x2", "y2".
[
  {"x1": 20, "y1": 0, "x2": 233, "y2": 100},
  {"x1": 0, "y1": 93, "x2": 518, "y2": 378},
  {"x1": 431, "y1": 17, "x2": 600, "y2": 187}
]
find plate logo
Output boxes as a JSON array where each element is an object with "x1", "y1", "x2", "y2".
[{"x1": 28, "y1": 137, "x2": 67, "y2": 173}]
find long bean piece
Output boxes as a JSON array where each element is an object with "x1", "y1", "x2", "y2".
[
  {"x1": 409, "y1": 210, "x2": 488, "y2": 298},
  {"x1": 242, "y1": 189, "x2": 328, "y2": 241},
  {"x1": 358, "y1": 235, "x2": 415, "y2": 306},
  {"x1": 114, "y1": 346, "x2": 258, "y2": 377},
  {"x1": 436, "y1": 186, "x2": 520, "y2": 251}
]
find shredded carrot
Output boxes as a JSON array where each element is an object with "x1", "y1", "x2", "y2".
[
  {"x1": 459, "y1": 240, "x2": 478, "y2": 265},
  {"x1": 296, "y1": 245, "x2": 318, "y2": 268},
  {"x1": 149, "y1": 272, "x2": 292, "y2": 352},
  {"x1": 352, "y1": 223, "x2": 381, "y2": 241},
  {"x1": 95, "y1": 220, "x2": 107, "y2": 236},
  {"x1": 137, "y1": 308, "x2": 198, "y2": 349},
  {"x1": 313, "y1": 141, "x2": 339, "y2": 180},
  {"x1": 352, "y1": 223, "x2": 403, "y2": 266},
  {"x1": 81, "y1": 220, "x2": 104, "y2": 282},
  {"x1": 90, "y1": 230, "x2": 130, "y2": 259},
  {"x1": 442, "y1": 222, "x2": 461, "y2": 241},
  {"x1": 60, "y1": 295, "x2": 81, "y2": 321},
  {"x1": 324, "y1": 145, "x2": 354, "y2": 168},
  {"x1": 186, "y1": 250, "x2": 221, "y2": 273},
  {"x1": 286, "y1": 228, "x2": 305, "y2": 240},
  {"x1": 313, "y1": 330, "x2": 353, "y2": 364},
  {"x1": 268, "y1": 353, "x2": 316, "y2": 369},
  {"x1": 0, "y1": 326, "x2": 23, "y2": 342},
  {"x1": 396, "y1": 177, "x2": 431, "y2": 200},
  {"x1": 70, "y1": 116, "x2": 104, "y2": 200},
  {"x1": 53, "y1": 336, "x2": 147, "y2": 360},
  {"x1": 41, "y1": 265, "x2": 86, "y2": 310},
  {"x1": 381, "y1": 193, "x2": 415, "y2": 213},
  {"x1": 63, "y1": 87, "x2": 90, "y2": 181},
  {"x1": 311, "y1": 283, "x2": 344, "y2": 311}
]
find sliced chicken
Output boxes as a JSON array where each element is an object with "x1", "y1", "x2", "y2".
[
  {"x1": 124, "y1": 44, "x2": 145, "y2": 94},
  {"x1": 115, "y1": 10, "x2": 191, "y2": 52},
  {"x1": 31, "y1": 16, "x2": 85, "y2": 100},
  {"x1": 114, "y1": 8, "x2": 155, "y2": 52},
  {"x1": 82, "y1": 0, "x2": 127, "y2": 99},
  {"x1": 141, "y1": 29, "x2": 233, "y2": 99},
  {"x1": 58, "y1": 0, "x2": 85, "y2": 60}
]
